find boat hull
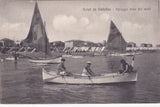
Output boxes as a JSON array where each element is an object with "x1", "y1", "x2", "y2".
[
  {"x1": 108, "y1": 52, "x2": 142, "y2": 57},
  {"x1": 29, "y1": 57, "x2": 61, "y2": 64},
  {"x1": 5, "y1": 57, "x2": 15, "y2": 61},
  {"x1": 42, "y1": 69, "x2": 138, "y2": 85},
  {"x1": 62, "y1": 55, "x2": 83, "y2": 58}
]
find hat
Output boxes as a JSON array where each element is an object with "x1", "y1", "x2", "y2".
[
  {"x1": 87, "y1": 61, "x2": 91, "y2": 64},
  {"x1": 61, "y1": 58, "x2": 65, "y2": 61},
  {"x1": 120, "y1": 59, "x2": 125, "y2": 63}
]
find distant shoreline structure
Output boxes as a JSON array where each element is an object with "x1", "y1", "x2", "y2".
[{"x1": 0, "y1": 1, "x2": 160, "y2": 57}]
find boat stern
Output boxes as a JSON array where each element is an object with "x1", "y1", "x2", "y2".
[{"x1": 42, "y1": 68, "x2": 52, "y2": 81}]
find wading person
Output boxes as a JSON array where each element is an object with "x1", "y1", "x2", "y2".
[
  {"x1": 119, "y1": 59, "x2": 131, "y2": 74},
  {"x1": 57, "y1": 58, "x2": 72, "y2": 76},
  {"x1": 13, "y1": 51, "x2": 18, "y2": 63},
  {"x1": 81, "y1": 61, "x2": 95, "y2": 76}
]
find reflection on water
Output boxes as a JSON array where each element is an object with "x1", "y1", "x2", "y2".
[
  {"x1": 0, "y1": 53, "x2": 160, "y2": 103},
  {"x1": 43, "y1": 83, "x2": 136, "y2": 103}
]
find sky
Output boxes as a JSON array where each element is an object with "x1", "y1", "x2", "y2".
[{"x1": 0, "y1": 0, "x2": 160, "y2": 46}]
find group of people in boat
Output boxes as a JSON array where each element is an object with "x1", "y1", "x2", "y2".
[
  {"x1": 57, "y1": 57, "x2": 133, "y2": 76},
  {"x1": 57, "y1": 58, "x2": 95, "y2": 76}
]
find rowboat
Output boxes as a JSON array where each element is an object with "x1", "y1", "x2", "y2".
[
  {"x1": 62, "y1": 55, "x2": 72, "y2": 58},
  {"x1": 5, "y1": 57, "x2": 19, "y2": 61},
  {"x1": 62, "y1": 55, "x2": 83, "y2": 59},
  {"x1": 29, "y1": 57, "x2": 61, "y2": 64},
  {"x1": 71, "y1": 56, "x2": 83, "y2": 59},
  {"x1": 108, "y1": 52, "x2": 142, "y2": 57},
  {"x1": 42, "y1": 68, "x2": 138, "y2": 85},
  {"x1": 5, "y1": 57, "x2": 15, "y2": 61}
]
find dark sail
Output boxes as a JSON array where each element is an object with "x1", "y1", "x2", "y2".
[
  {"x1": 106, "y1": 20, "x2": 127, "y2": 52},
  {"x1": 23, "y1": 2, "x2": 50, "y2": 54}
]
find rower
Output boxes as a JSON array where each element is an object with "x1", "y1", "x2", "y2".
[
  {"x1": 57, "y1": 58, "x2": 72, "y2": 76},
  {"x1": 119, "y1": 59, "x2": 133, "y2": 74},
  {"x1": 81, "y1": 61, "x2": 95, "y2": 76}
]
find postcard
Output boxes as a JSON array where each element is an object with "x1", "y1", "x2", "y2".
[{"x1": 0, "y1": 0, "x2": 160, "y2": 104}]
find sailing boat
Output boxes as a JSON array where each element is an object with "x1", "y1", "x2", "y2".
[
  {"x1": 106, "y1": 20, "x2": 127, "y2": 52},
  {"x1": 106, "y1": 20, "x2": 128, "y2": 56},
  {"x1": 106, "y1": 21, "x2": 142, "y2": 57},
  {"x1": 23, "y1": 2, "x2": 50, "y2": 54},
  {"x1": 22, "y1": 2, "x2": 61, "y2": 64}
]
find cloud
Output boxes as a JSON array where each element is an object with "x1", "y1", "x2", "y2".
[
  {"x1": 2, "y1": 23, "x2": 22, "y2": 29},
  {"x1": 52, "y1": 15, "x2": 90, "y2": 31},
  {"x1": 79, "y1": 17, "x2": 89, "y2": 27},
  {"x1": 51, "y1": 14, "x2": 110, "y2": 42},
  {"x1": 0, "y1": 22, "x2": 28, "y2": 40},
  {"x1": 121, "y1": 21, "x2": 157, "y2": 45},
  {"x1": 86, "y1": 13, "x2": 110, "y2": 35},
  {"x1": 100, "y1": 13, "x2": 110, "y2": 22},
  {"x1": 52, "y1": 15, "x2": 77, "y2": 31}
]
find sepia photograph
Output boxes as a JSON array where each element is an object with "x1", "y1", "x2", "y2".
[{"x1": 0, "y1": 0, "x2": 160, "y2": 104}]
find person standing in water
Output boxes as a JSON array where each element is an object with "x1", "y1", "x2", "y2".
[{"x1": 14, "y1": 51, "x2": 18, "y2": 63}]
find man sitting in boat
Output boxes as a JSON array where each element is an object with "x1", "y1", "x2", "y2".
[
  {"x1": 81, "y1": 61, "x2": 95, "y2": 76},
  {"x1": 57, "y1": 58, "x2": 72, "y2": 76},
  {"x1": 119, "y1": 59, "x2": 133, "y2": 74}
]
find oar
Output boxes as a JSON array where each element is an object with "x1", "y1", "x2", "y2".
[
  {"x1": 88, "y1": 76, "x2": 93, "y2": 84},
  {"x1": 131, "y1": 52, "x2": 135, "y2": 68},
  {"x1": 44, "y1": 75, "x2": 61, "y2": 81},
  {"x1": 42, "y1": 68, "x2": 61, "y2": 81},
  {"x1": 61, "y1": 75, "x2": 67, "y2": 84},
  {"x1": 61, "y1": 75, "x2": 70, "y2": 88}
]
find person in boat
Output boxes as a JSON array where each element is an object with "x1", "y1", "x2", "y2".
[
  {"x1": 57, "y1": 58, "x2": 72, "y2": 76},
  {"x1": 81, "y1": 61, "x2": 95, "y2": 76},
  {"x1": 119, "y1": 59, "x2": 132, "y2": 74}
]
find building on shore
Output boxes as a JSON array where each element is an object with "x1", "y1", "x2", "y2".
[
  {"x1": 0, "y1": 38, "x2": 16, "y2": 54},
  {"x1": 63, "y1": 40, "x2": 106, "y2": 55},
  {"x1": 156, "y1": 44, "x2": 160, "y2": 47},
  {"x1": 0, "y1": 38, "x2": 15, "y2": 47},
  {"x1": 0, "y1": 41, "x2": 4, "y2": 47},
  {"x1": 127, "y1": 42, "x2": 136, "y2": 47},
  {"x1": 15, "y1": 40, "x2": 21, "y2": 47},
  {"x1": 50, "y1": 41, "x2": 65, "y2": 52},
  {"x1": 103, "y1": 40, "x2": 107, "y2": 46},
  {"x1": 156, "y1": 44, "x2": 160, "y2": 50},
  {"x1": 50, "y1": 41, "x2": 65, "y2": 48},
  {"x1": 140, "y1": 43, "x2": 152, "y2": 47},
  {"x1": 64, "y1": 40, "x2": 98, "y2": 49},
  {"x1": 139, "y1": 43, "x2": 155, "y2": 51},
  {"x1": 126, "y1": 42, "x2": 138, "y2": 51}
]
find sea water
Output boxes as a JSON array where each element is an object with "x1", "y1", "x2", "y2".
[{"x1": 0, "y1": 52, "x2": 160, "y2": 103}]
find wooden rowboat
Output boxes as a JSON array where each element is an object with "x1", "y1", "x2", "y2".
[
  {"x1": 62, "y1": 55, "x2": 83, "y2": 59},
  {"x1": 29, "y1": 57, "x2": 61, "y2": 64},
  {"x1": 42, "y1": 68, "x2": 138, "y2": 85},
  {"x1": 108, "y1": 52, "x2": 142, "y2": 57},
  {"x1": 5, "y1": 57, "x2": 15, "y2": 61}
]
